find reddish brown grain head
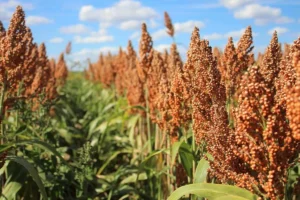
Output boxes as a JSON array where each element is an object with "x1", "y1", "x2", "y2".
[
  {"x1": 286, "y1": 37, "x2": 300, "y2": 140},
  {"x1": 65, "y1": 41, "x2": 72, "y2": 55},
  {"x1": 137, "y1": 23, "x2": 153, "y2": 83},
  {"x1": 260, "y1": 31, "x2": 282, "y2": 86},
  {"x1": 55, "y1": 53, "x2": 68, "y2": 86},
  {"x1": 164, "y1": 11, "x2": 174, "y2": 37},
  {"x1": 0, "y1": 6, "x2": 28, "y2": 92},
  {"x1": 0, "y1": 20, "x2": 5, "y2": 38}
]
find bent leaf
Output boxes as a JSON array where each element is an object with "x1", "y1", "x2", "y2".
[{"x1": 168, "y1": 183, "x2": 257, "y2": 200}]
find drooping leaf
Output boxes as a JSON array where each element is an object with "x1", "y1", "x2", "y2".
[
  {"x1": 168, "y1": 183, "x2": 257, "y2": 200},
  {"x1": 6, "y1": 156, "x2": 48, "y2": 200}
]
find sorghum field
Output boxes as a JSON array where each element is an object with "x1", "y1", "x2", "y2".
[{"x1": 0, "y1": 5, "x2": 300, "y2": 200}]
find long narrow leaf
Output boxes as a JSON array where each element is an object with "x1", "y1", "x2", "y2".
[
  {"x1": 6, "y1": 156, "x2": 48, "y2": 200},
  {"x1": 168, "y1": 183, "x2": 257, "y2": 200}
]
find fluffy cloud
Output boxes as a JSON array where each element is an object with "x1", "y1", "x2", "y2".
[
  {"x1": 220, "y1": 0, "x2": 293, "y2": 25},
  {"x1": 152, "y1": 29, "x2": 168, "y2": 40},
  {"x1": 60, "y1": 24, "x2": 90, "y2": 34},
  {"x1": 203, "y1": 28, "x2": 258, "y2": 40},
  {"x1": 152, "y1": 20, "x2": 205, "y2": 40},
  {"x1": 0, "y1": 0, "x2": 33, "y2": 21},
  {"x1": 71, "y1": 47, "x2": 119, "y2": 62},
  {"x1": 119, "y1": 20, "x2": 141, "y2": 30},
  {"x1": 49, "y1": 37, "x2": 64, "y2": 43},
  {"x1": 268, "y1": 27, "x2": 289, "y2": 35},
  {"x1": 129, "y1": 31, "x2": 140, "y2": 40},
  {"x1": 74, "y1": 29, "x2": 113, "y2": 43},
  {"x1": 203, "y1": 33, "x2": 223, "y2": 40},
  {"x1": 26, "y1": 16, "x2": 53, "y2": 26},
  {"x1": 220, "y1": 0, "x2": 254, "y2": 9},
  {"x1": 174, "y1": 20, "x2": 205, "y2": 33},
  {"x1": 79, "y1": 0, "x2": 158, "y2": 29},
  {"x1": 234, "y1": 4, "x2": 293, "y2": 25}
]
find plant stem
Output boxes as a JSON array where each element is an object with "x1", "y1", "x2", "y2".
[
  {"x1": 0, "y1": 74, "x2": 7, "y2": 145},
  {"x1": 145, "y1": 88, "x2": 152, "y2": 153}
]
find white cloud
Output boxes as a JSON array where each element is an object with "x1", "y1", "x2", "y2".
[
  {"x1": 71, "y1": 47, "x2": 119, "y2": 62},
  {"x1": 220, "y1": 0, "x2": 254, "y2": 9},
  {"x1": 0, "y1": 9, "x2": 12, "y2": 21},
  {"x1": 120, "y1": 20, "x2": 141, "y2": 30},
  {"x1": 203, "y1": 33, "x2": 223, "y2": 40},
  {"x1": 152, "y1": 29, "x2": 168, "y2": 40},
  {"x1": 60, "y1": 24, "x2": 90, "y2": 34},
  {"x1": 74, "y1": 29, "x2": 113, "y2": 43},
  {"x1": 220, "y1": 0, "x2": 293, "y2": 25},
  {"x1": 26, "y1": 16, "x2": 53, "y2": 25},
  {"x1": 0, "y1": 0, "x2": 33, "y2": 10},
  {"x1": 152, "y1": 20, "x2": 205, "y2": 40},
  {"x1": 0, "y1": 0, "x2": 33, "y2": 21},
  {"x1": 49, "y1": 37, "x2": 64, "y2": 43},
  {"x1": 129, "y1": 31, "x2": 140, "y2": 40},
  {"x1": 79, "y1": 0, "x2": 158, "y2": 28},
  {"x1": 203, "y1": 28, "x2": 258, "y2": 41},
  {"x1": 174, "y1": 20, "x2": 205, "y2": 33},
  {"x1": 268, "y1": 27, "x2": 289, "y2": 35},
  {"x1": 234, "y1": 4, "x2": 293, "y2": 25},
  {"x1": 149, "y1": 19, "x2": 158, "y2": 28},
  {"x1": 192, "y1": 3, "x2": 221, "y2": 9}
]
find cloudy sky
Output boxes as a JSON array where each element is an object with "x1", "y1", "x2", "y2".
[{"x1": 0, "y1": 0, "x2": 299, "y2": 63}]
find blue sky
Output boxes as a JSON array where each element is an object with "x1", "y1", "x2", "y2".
[{"x1": 0, "y1": 0, "x2": 299, "y2": 63}]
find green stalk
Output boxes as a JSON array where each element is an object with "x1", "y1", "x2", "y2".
[
  {"x1": 145, "y1": 88, "x2": 152, "y2": 153},
  {"x1": 192, "y1": 129, "x2": 196, "y2": 182},
  {"x1": 0, "y1": 73, "x2": 7, "y2": 145}
]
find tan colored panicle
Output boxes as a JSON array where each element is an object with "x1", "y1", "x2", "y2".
[
  {"x1": 256, "y1": 52, "x2": 264, "y2": 66},
  {"x1": 182, "y1": 27, "x2": 201, "y2": 101},
  {"x1": 114, "y1": 47, "x2": 127, "y2": 95},
  {"x1": 65, "y1": 41, "x2": 72, "y2": 55},
  {"x1": 164, "y1": 11, "x2": 174, "y2": 37},
  {"x1": 0, "y1": 20, "x2": 5, "y2": 38},
  {"x1": 30, "y1": 66, "x2": 43, "y2": 95},
  {"x1": 147, "y1": 50, "x2": 165, "y2": 121},
  {"x1": 234, "y1": 63, "x2": 299, "y2": 199},
  {"x1": 0, "y1": 20, "x2": 5, "y2": 82},
  {"x1": 222, "y1": 37, "x2": 238, "y2": 98},
  {"x1": 49, "y1": 58, "x2": 56, "y2": 72},
  {"x1": 236, "y1": 26, "x2": 254, "y2": 72},
  {"x1": 287, "y1": 37, "x2": 300, "y2": 140},
  {"x1": 22, "y1": 27, "x2": 36, "y2": 89},
  {"x1": 282, "y1": 43, "x2": 291, "y2": 58},
  {"x1": 38, "y1": 43, "x2": 51, "y2": 90},
  {"x1": 167, "y1": 44, "x2": 183, "y2": 81},
  {"x1": 260, "y1": 31, "x2": 282, "y2": 86},
  {"x1": 137, "y1": 23, "x2": 153, "y2": 83},
  {"x1": 55, "y1": 53, "x2": 68, "y2": 86},
  {"x1": 23, "y1": 42, "x2": 39, "y2": 95},
  {"x1": 125, "y1": 41, "x2": 145, "y2": 114},
  {"x1": 0, "y1": 6, "x2": 28, "y2": 93}
]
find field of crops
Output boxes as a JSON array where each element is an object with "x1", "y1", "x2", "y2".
[{"x1": 0, "y1": 5, "x2": 300, "y2": 200}]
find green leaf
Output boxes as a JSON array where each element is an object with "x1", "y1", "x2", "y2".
[
  {"x1": 140, "y1": 149, "x2": 166, "y2": 169},
  {"x1": 0, "y1": 143, "x2": 14, "y2": 153},
  {"x1": 171, "y1": 140, "x2": 184, "y2": 166},
  {"x1": 97, "y1": 149, "x2": 132, "y2": 175},
  {"x1": 1, "y1": 181, "x2": 22, "y2": 199},
  {"x1": 120, "y1": 172, "x2": 147, "y2": 184},
  {"x1": 194, "y1": 157, "x2": 210, "y2": 183},
  {"x1": 16, "y1": 139, "x2": 68, "y2": 165},
  {"x1": 6, "y1": 156, "x2": 48, "y2": 200},
  {"x1": 179, "y1": 142, "x2": 194, "y2": 178},
  {"x1": 168, "y1": 183, "x2": 257, "y2": 200}
]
